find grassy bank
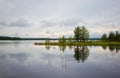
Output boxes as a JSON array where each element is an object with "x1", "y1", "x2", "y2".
[{"x1": 34, "y1": 41, "x2": 120, "y2": 46}]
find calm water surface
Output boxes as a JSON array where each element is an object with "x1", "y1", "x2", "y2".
[{"x1": 0, "y1": 41, "x2": 120, "y2": 78}]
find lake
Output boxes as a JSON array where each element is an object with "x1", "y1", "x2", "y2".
[{"x1": 0, "y1": 40, "x2": 120, "y2": 78}]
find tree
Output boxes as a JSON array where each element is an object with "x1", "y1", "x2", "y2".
[
  {"x1": 59, "y1": 35, "x2": 66, "y2": 43},
  {"x1": 116, "y1": 31, "x2": 119, "y2": 41},
  {"x1": 74, "y1": 26, "x2": 89, "y2": 42},
  {"x1": 81, "y1": 26, "x2": 89, "y2": 41},
  {"x1": 101, "y1": 33, "x2": 107, "y2": 41},
  {"x1": 108, "y1": 32, "x2": 116, "y2": 41},
  {"x1": 74, "y1": 26, "x2": 81, "y2": 42},
  {"x1": 118, "y1": 33, "x2": 120, "y2": 41}
]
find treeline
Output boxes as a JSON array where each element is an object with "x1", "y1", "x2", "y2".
[
  {"x1": 0, "y1": 36, "x2": 59, "y2": 40},
  {"x1": 0, "y1": 36, "x2": 21, "y2": 40},
  {"x1": 101, "y1": 31, "x2": 120, "y2": 41}
]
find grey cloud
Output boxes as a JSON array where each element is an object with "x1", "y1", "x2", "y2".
[
  {"x1": 0, "y1": 0, "x2": 120, "y2": 38},
  {"x1": 9, "y1": 18, "x2": 30, "y2": 27},
  {"x1": 45, "y1": 30, "x2": 54, "y2": 36},
  {"x1": 40, "y1": 20, "x2": 58, "y2": 27},
  {"x1": 0, "y1": 21, "x2": 7, "y2": 26},
  {"x1": 4, "y1": 0, "x2": 16, "y2": 2},
  {"x1": 0, "y1": 18, "x2": 30, "y2": 27},
  {"x1": 40, "y1": 18, "x2": 85, "y2": 27},
  {"x1": 62, "y1": 18, "x2": 84, "y2": 26},
  {"x1": 107, "y1": 24, "x2": 120, "y2": 31},
  {"x1": 14, "y1": 33, "x2": 20, "y2": 37},
  {"x1": 46, "y1": 30, "x2": 51, "y2": 34}
]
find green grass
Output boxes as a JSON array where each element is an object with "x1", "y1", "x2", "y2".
[{"x1": 34, "y1": 41, "x2": 120, "y2": 46}]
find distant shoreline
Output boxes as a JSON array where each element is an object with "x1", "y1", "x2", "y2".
[{"x1": 0, "y1": 36, "x2": 100, "y2": 40}]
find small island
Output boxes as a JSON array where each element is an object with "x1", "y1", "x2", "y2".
[{"x1": 35, "y1": 26, "x2": 120, "y2": 46}]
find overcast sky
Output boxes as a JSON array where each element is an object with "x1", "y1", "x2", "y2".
[{"x1": 0, "y1": 0, "x2": 120, "y2": 38}]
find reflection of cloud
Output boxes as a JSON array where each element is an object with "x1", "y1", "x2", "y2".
[
  {"x1": 8, "y1": 52, "x2": 29, "y2": 63},
  {"x1": 0, "y1": 54, "x2": 6, "y2": 60}
]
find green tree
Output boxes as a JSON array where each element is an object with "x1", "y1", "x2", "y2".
[
  {"x1": 101, "y1": 33, "x2": 107, "y2": 41},
  {"x1": 74, "y1": 26, "x2": 81, "y2": 42},
  {"x1": 119, "y1": 33, "x2": 120, "y2": 41},
  {"x1": 108, "y1": 32, "x2": 116, "y2": 41},
  {"x1": 74, "y1": 26, "x2": 89, "y2": 42},
  {"x1": 59, "y1": 35, "x2": 66, "y2": 43},
  {"x1": 116, "y1": 31, "x2": 119, "y2": 41},
  {"x1": 81, "y1": 26, "x2": 89, "y2": 42}
]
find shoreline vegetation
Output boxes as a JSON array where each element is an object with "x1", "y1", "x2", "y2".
[
  {"x1": 35, "y1": 26, "x2": 120, "y2": 46},
  {"x1": 34, "y1": 41, "x2": 120, "y2": 46}
]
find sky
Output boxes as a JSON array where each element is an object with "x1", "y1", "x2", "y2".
[{"x1": 0, "y1": 0, "x2": 120, "y2": 38}]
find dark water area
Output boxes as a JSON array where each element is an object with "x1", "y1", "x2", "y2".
[{"x1": 0, "y1": 41, "x2": 120, "y2": 78}]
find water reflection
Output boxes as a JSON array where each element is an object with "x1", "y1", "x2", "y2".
[
  {"x1": 0, "y1": 52, "x2": 29, "y2": 64},
  {"x1": 45, "y1": 45, "x2": 51, "y2": 50},
  {"x1": 45, "y1": 45, "x2": 89, "y2": 63},
  {"x1": 0, "y1": 41, "x2": 120, "y2": 78},
  {"x1": 102, "y1": 46, "x2": 120, "y2": 53},
  {"x1": 8, "y1": 52, "x2": 29, "y2": 63},
  {"x1": 102, "y1": 46, "x2": 107, "y2": 50},
  {"x1": 74, "y1": 46, "x2": 89, "y2": 62},
  {"x1": 44, "y1": 45, "x2": 120, "y2": 63},
  {"x1": 59, "y1": 45, "x2": 66, "y2": 52},
  {"x1": 68, "y1": 45, "x2": 73, "y2": 50}
]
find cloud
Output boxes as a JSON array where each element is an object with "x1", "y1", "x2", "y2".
[
  {"x1": 46, "y1": 30, "x2": 52, "y2": 34},
  {"x1": 8, "y1": 18, "x2": 30, "y2": 27},
  {"x1": 40, "y1": 18, "x2": 85, "y2": 27},
  {"x1": 0, "y1": 0, "x2": 120, "y2": 37},
  {"x1": 0, "y1": 21, "x2": 7, "y2": 26},
  {"x1": 0, "y1": 18, "x2": 31, "y2": 28}
]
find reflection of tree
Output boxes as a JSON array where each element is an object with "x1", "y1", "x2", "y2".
[
  {"x1": 45, "y1": 45, "x2": 51, "y2": 50},
  {"x1": 108, "y1": 46, "x2": 120, "y2": 53},
  {"x1": 116, "y1": 47, "x2": 120, "y2": 53},
  {"x1": 102, "y1": 46, "x2": 107, "y2": 50},
  {"x1": 68, "y1": 45, "x2": 73, "y2": 50},
  {"x1": 109, "y1": 46, "x2": 114, "y2": 52},
  {"x1": 59, "y1": 45, "x2": 66, "y2": 52},
  {"x1": 74, "y1": 46, "x2": 89, "y2": 62},
  {"x1": 102, "y1": 46, "x2": 120, "y2": 53}
]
